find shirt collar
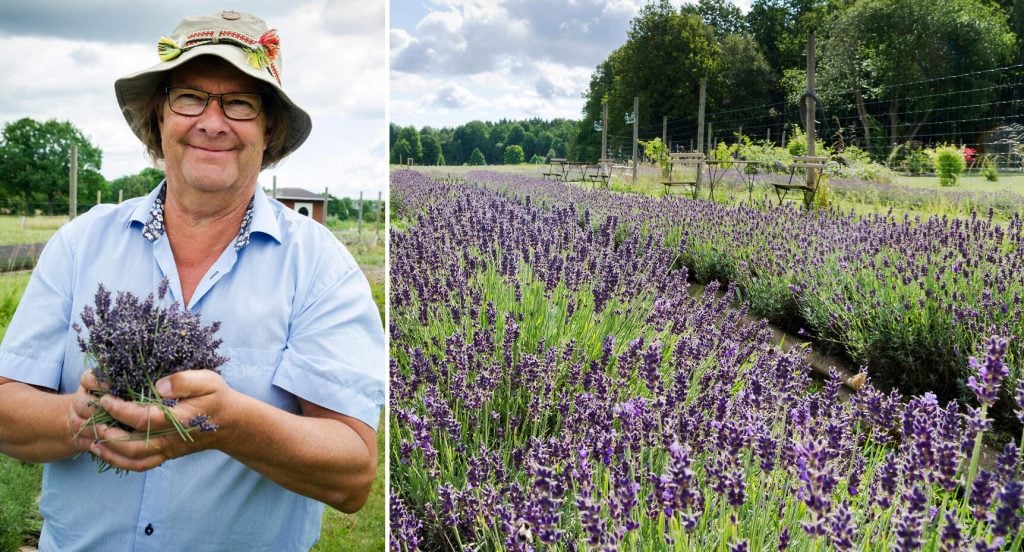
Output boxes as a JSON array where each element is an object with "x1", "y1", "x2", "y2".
[{"x1": 129, "y1": 181, "x2": 280, "y2": 249}]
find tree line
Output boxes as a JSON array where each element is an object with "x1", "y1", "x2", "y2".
[
  {"x1": 0, "y1": 117, "x2": 376, "y2": 220},
  {"x1": 389, "y1": 119, "x2": 577, "y2": 166},
  {"x1": 576, "y1": 0, "x2": 1023, "y2": 162},
  {"x1": 397, "y1": 0, "x2": 1024, "y2": 164}
]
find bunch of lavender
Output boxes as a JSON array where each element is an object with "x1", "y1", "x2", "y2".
[{"x1": 72, "y1": 280, "x2": 227, "y2": 472}]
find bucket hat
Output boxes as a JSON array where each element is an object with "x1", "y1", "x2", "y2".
[{"x1": 114, "y1": 10, "x2": 312, "y2": 162}]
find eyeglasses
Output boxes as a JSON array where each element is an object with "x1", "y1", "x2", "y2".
[{"x1": 165, "y1": 87, "x2": 263, "y2": 121}]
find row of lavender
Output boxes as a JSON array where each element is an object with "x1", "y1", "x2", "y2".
[
  {"x1": 460, "y1": 171, "x2": 1024, "y2": 420},
  {"x1": 389, "y1": 170, "x2": 1024, "y2": 550}
]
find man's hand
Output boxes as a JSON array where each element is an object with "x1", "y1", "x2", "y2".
[{"x1": 77, "y1": 369, "x2": 233, "y2": 472}]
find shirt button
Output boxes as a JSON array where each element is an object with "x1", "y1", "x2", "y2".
[{"x1": 144, "y1": 523, "x2": 154, "y2": 536}]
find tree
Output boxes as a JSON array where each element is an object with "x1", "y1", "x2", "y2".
[
  {"x1": 576, "y1": 2, "x2": 721, "y2": 162},
  {"x1": 397, "y1": 126, "x2": 423, "y2": 163},
  {"x1": 468, "y1": 148, "x2": 487, "y2": 165},
  {"x1": 534, "y1": 131, "x2": 555, "y2": 160},
  {"x1": 454, "y1": 121, "x2": 489, "y2": 163},
  {"x1": 110, "y1": 167, "x2": 164, "y2": 201},
  {"x1": 717, "y1": 33, "x2": 776, "y2": 123},
  {"x1": 0, "y1": 117, "x2": 105, "y2": 214},
  {"x1": 328, "y1": 196, "x2": 354, "y2": 220},
  {"x1": 487, "y1": 125, "x2": 508, "y2": 164},
  {"x1": 503, "y1": 145, "x2": 525, "y2": 165},
  {"x1": 692, "y1": 0, "x2": 746, "y2": 36},
  {"x1": 389, "y1": 123, "x2": 400, "y2": 149},
  {"x1": 506, "y1": 124, "x2": 526, "y2": 146},
  {"x1": 819, "y1": 0, "x2": 1015, "y2": 155},
  {"x1": 420, "y1": 133, "x2": 445, "y2": 165},
  {"x1": 391, "y1": 138, "x2": 414, "y2": 164}
]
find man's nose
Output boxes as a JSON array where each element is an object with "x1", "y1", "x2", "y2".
[{"x1": 196, "y1": 97, "x2": 231, "y2": 132}]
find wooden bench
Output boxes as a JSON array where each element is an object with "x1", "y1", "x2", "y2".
[
  {"x1": 662, "y1": 152, "x2": 705, "y2": 197},
  {"x1": 543, "y1": 158, "x2": 567, "y2": 181},
  {"x1": 772, "y1": 155, "x2": 829, "y2": 208}
]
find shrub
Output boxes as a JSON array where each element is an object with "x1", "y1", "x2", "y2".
[
  {"x1": 785, "y1": 125, "x2": 827, "y2": 158},
  {"x1": 468, "y1": 148, "x2": 487, "y2": 166},
  {"x1": 640, "y1": 137, "x2": 670, "y2": 177},
  {"x1": 981, "y1": 155, "x2": 999, "y2": 182},
  {"x1": 503, "y1": 145, "x2": 525, "y2": 165},
  {"x1": 888, "y1": 142, "x2": 930, "y2": 175},
  {"x1": 737, "y1": 138, "x2": 788, "y2": 174},
  {"x1": 711, "y1": 141, "x2": 738, "y2": 169},
  {"x1": 932, "y1": 144, "x2": 966, "y2": 186},
  {"x1": 831, "y1": 145, "x2": 894, "y2": 183}
]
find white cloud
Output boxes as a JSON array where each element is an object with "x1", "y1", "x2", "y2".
[
  {"x1": 432, "y1": 82, "x2": 477, "y2": 108},
  {"x1": 389, "y1": 0, "x2": 641, "y2": 128}
]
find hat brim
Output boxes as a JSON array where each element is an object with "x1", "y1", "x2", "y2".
[{"x1": 114, "y1": 45, "x2": 312, "y2": 161}]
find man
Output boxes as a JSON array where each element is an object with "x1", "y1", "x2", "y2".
[{"x1": 0, "y1": 11, "x2": 384, "y2": 551}]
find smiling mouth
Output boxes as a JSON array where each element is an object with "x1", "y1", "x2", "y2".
[{"x1": 189, "y1": 144, "x2": 234, "y2": 153}]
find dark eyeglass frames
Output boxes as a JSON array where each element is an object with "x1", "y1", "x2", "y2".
[{"x1": 165, "y1": 87, "x2": 263, "y2": 121}]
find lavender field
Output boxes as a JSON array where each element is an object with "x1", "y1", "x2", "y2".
[{"x1": 389, "y1": 170, "x2": 1024, "y2": 550}]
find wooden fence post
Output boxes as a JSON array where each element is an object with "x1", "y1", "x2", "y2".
[{"x1": 69, "y1": 144, "x2": 78, "y2": 219}]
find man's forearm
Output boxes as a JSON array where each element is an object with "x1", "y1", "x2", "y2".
[
  {"x1": 215, "y1": 391, "x2": 378, "y2": 512},
  {"x1": 0, "y1": 378, "x2": 79, "y2": 463}
]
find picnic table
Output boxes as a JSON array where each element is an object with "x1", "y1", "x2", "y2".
[
  {"x1": 560, "y1": 161, "x2": 589, "y2": 182},
  {"x1": 703, "y1": 159, "x2": 762, "y2": 200}
]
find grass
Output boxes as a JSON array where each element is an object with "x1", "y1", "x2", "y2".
[
  {"x1": 0, "y1": 272, "x2": 30, "y2": 341},
  {"x1": 313, "y1": 414, "x2": 386, "y2": 551},
  {"x1": 0, "y1": 226, "x2": 386, "y2": 550},
  {"x1": 0, "y1": 456, "x2": 43, "y2": 552},
  {"x1": 0, "y1": 216, "x2": 66, "y2": 246}
]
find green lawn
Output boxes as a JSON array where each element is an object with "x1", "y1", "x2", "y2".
[{"x1": 0, "y1": 216, "x2": 67, "y2": 246}]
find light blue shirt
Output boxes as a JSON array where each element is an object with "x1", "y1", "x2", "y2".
[{"x1": 0, "y1": 183, "x2": 385, "y2": 552}]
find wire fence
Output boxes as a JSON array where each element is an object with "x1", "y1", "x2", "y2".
[{"x1": 624, "y1": 63, "x2": 1024, "y2": 168}]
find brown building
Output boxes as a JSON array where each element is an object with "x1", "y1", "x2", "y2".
[{"x1": 272, "y1": 187, "x2": 329, "y2": 223}]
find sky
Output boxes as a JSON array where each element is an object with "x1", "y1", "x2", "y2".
[
  {"x1": 390, "y1": 0, "x2": 751, "y2": 130},
  {"x1": 0, "y1": 0, "x2": 386, "y2": 200}
]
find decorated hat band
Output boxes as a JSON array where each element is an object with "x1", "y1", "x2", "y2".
[{"x1": 157, "y1": 28, "x2": 281, "y2": 84}]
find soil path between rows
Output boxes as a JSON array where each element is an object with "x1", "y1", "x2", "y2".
[{"x1": 0, "y1": 243, "x2": 45, "y2": 271}]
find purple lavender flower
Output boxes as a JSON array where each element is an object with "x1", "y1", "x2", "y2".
[
  {"x1": 75, "y1": 281, "x2": 226, "y2": 400},
  {"x1": 995, "y1": 442, "x2": 1019, "y2": 485},
  {"x1": 187, "y1": 414, "x2": 218, "y2": 432},
  {"x1": 1016, "y1": 378, "x2": 1024, "y2": 425},
  {"x1": 940, "y1": 510, "x2": 963, "y2": 552},
  {"x1": 892, "y1": 484, "x2": 927, "y2": 551},
  {"x1": 777, "y1": 527, "x2": 790, "y2": 551},
  {"x1": 966, "y1": 336, "x2": 1009, "y2": 408},
  {"x1": 973, "y1": 537, "x2": 1005, "y2": 552},
  {"x1": 970, "y1": 470, "x2": 998, "y2": 521},
  {"x1": 73, "y1": 280, "x2": 227, "y2": 471},
  {"x1": 828, "y1": 500, "x2": 855, "y2": 551},
  {"x1": 389, "y1": 493, "x2": 422, "y2": 552},
  {"x1": 992, "y1": 480, "x2": 1023, "y2": 538}
]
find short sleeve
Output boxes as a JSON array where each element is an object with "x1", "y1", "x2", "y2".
[
  {"x1": 272, "y1": 260, "x2": 385, "y2": 430},
  {"x1": 0, "y1": 230, "x2": 75, "y2": 390}
]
